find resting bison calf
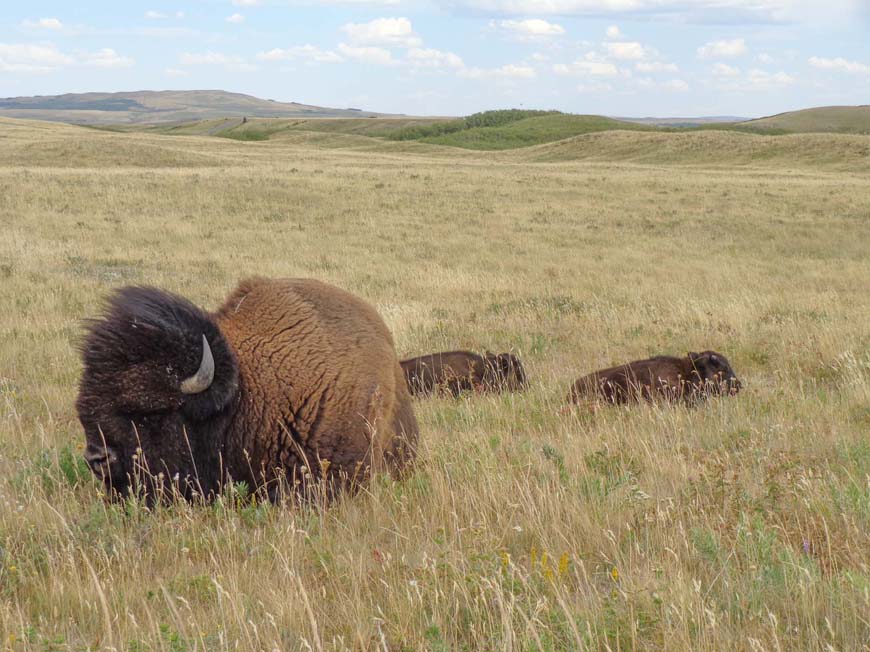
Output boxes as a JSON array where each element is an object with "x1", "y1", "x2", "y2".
[
  {"x1": 401, "y1": 350, "x2": 527, "y2": 397},
  {"x1": 76, "y1": 277, "x2": 418, "y2": 501},
  {"x1": 567, "y1": 351, "x2": 741, "y2": 406}
]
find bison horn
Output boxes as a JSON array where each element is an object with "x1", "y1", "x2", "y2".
[{"x1": 181, "y1": 334, "x2": 214, "y2": 394}]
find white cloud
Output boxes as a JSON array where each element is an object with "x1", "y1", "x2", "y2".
[
  {"x1": 232, "y1": 0, "x2": 261, "y2": 4},
  {"x1": 757, "y1": 52, "x2": 774, "y2": 64},
  {"x1": 145, "y1": 11, "x2": 167, "y2": 19},
  {"x1": 459, "y1": 63, "x2": 536, "y2": 79},
  {"x1": 712, "y1": 62, "x2": 740, "y2": 77},
  {"x1": 603, "y1": 41, "x2": 648, "y2": 60},
  {"x1": 337, "y1": 43, "x2": 397, "y2": 65},
  {"x1": 492, "y1": 19, "x2": 565, "y2": 39},
  {"x1": 407, "y1": 47, "x2": 464, "y2": 69},
  {"x1": 226, "y1": 13, "x2": 245, "y2": 23},
  {"x1": 697, "y1": 38, "x2": 747, "y2": 59},
  {"x1": 430, "y1": 0, "x2": 857, "y2": 23},
  {"x1": 746, "y1": 68, "x2": 795, "y2": 87},
  {"x1": 0, "y1": 43, "x2": 74, "y2": 74},
  {"x1": 808, "y1": 56, "x2": 870, "y2": 74},
  {"x1": 176, "y1": 11, "x2": 185, "y2": 18},
  {"x1": 257, "y1": 45, "x2": 343, "y2": 63},
  {"x1": 82, "y1": 48, "x2": 134, "y2": 68},
  {"x1": 605, "y1": 25, "x2": 622, "y2": 39},
  {"x1": 664, "y1": 78, "x2": 689, "y2": 91},
  {"x1": 22, "y1": 17, "x2": 64, "y2": 30},
  {"x1": 530, "y1": 52, "x2": 550, "y2": 62},
  {"x1": 553, "y1": 59, "x2": 619, "y2": 76},
  {"x1": 341, "y1": 17, "x2": 421, "y2": 48},
  {"x1": 635, "y1": 60, "x2": 678, "y2": 72},
  {"x1": 0, "y1": 43, "x2": 134, "y2": 73},
  {"x1": 165, "y1": 67, "x2": 189, "y2": 76}
]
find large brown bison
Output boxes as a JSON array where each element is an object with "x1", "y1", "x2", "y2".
[
  {"x1": 401, "y1": 350, "x2": 527, "y2": 397},
  {"x1": 567, "y1": 350, "x2": 741, "y2": 406},
  {"x1": 76, "y1": 277, "x2": 418, "y2": 501}
]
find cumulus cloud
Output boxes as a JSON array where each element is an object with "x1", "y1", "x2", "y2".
[
  {"x1": 232, "y1": 0, "x2": 261, "y2": 4},
  {"x1": 337, "y1": 43, "x2": 398, "y2": 65},
  {"x1": 145, "y1": 11, "x2": 167, "y2": 19},
  {"x1": 603, "y1": 41, "x2": 649, "y2": 60},
  {"x1": 808, "y1": 56, "x2": 870, "y2": 74},
  {"x1": 82, "y1": 48, "x2": 134, "y2": 68},
  {"x1": 257, "y1": 45, "x2": 343, "y2": 63},
  {"x1": 165, "y1": 67, "x2": 189, "y2": 76},
  {"x1": 226, "y1": 13, "x2": 245, "y2": 23},
  {"x1": 491, "y1": 18, "x2": 565, "y2": 39},
  {"x1": 697, "y1": 38, "x2": 747, "y2": 59},
  {"x1": 341, "y1": 18, "x2": 421, "y2": 48},
  {"x1": 605, "y1": 25, "x2": 622, "y2": 39},
  {"x1": 407, "y1": 47, "x2": 465, "y2": 69},
  {"x1": 459, "y1": 63, "x2": 536, "y2": 79},
  {"x1": 429, "y1": 0, "x2": 857, "y2": 23},
  {"x1": 746, "y1": 68, "x2": 794, "y2": 87},
  {"x1": 635, "y1": 61, "x2": 678, "y2": 72},
  {"x1": 21, "y1": 17, "x2": 64, "y2": 30},
  {"x1": 0, "y1": 43, "x2": 73, "y2": 73},
  {"x1": 712, "y1": 62, "x2": 740, "y2": 76},
  {"x1": 0, "y1": 43, "x2": 134, "y2": 73}
]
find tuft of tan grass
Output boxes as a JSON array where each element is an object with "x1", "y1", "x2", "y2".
[{"x1": 1, "y1": 118, "x2": 868, "y2": 651}]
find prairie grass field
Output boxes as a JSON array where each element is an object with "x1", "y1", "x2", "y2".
[{"x1": 0, "y1": 116, "x2": 868, "y2": 651}]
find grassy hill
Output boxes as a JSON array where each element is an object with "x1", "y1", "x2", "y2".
[
  {"x1": 0, "y1": 90, "x2": 387, "y2": 125},
  {"x1": 153, "y1": 110, "x2": 656, "y2": 150},
  {"x1": 417, "y1": 113, "x2": 654, "y2": 150},
  {"x1": 738, "y1": 106, "x2": 870, "y2": 134}
]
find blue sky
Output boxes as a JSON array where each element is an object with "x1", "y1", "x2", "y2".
[{"x1": 1, "y1": 1, "x2": 868, "y2": 117}]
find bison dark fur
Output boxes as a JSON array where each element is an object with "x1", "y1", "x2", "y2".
[
  {"x1": 401, "y1": 350, "x2": 527, "y2": 397},
  {"x1": 76, "y1": 277, "x2": 418, "y2": 501},
  {"x1": 567, "y1": 351, "x2": 741, "y2": 406}
]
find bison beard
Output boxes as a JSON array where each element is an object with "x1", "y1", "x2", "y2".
[{"x1": 76, "y1": 277, "x2": 418, "y2": 502}]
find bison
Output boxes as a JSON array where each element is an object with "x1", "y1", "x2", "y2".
[
  {"x1": 76, "y1": 277, "x2": 418, "y2": 502},
  {"x1": 567, "y1": 350, "x2": 741, "y2": 406},
  {"x1": 401, "y1": 350, "x2": 527, "y2": 397}
]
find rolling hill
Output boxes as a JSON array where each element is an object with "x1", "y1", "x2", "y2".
[
  {"x1": 0, "y1": 90, "x2": 387, "y2": 125},
  {"x1": 739, "y1": 105, "x2": 870, "y2": 134}
]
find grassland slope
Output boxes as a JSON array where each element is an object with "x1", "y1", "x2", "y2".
[
  {"x1": 740, "y1": 105, "x2": 870, "y2": 134},
  {"x1": 522, "y1": 129, "x2": 870, "y2": 171},
  {"x1": 0, "y1": 116, "x2": 868, "y2": 652}
]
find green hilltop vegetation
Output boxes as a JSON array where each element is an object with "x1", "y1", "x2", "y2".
[
  {"x1": 110, "y1": 105, "x2": 870, "y2": 152},
  {"x1": 139, "y1": 110, "x2": 658, "y2": 150}
]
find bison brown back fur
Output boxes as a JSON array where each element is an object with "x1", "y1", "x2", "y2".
[
  {"x1": 76, "y1": 277, "x2": 418, "y2": 502},
  {"x1": 567, "y1": 351, "x2": 741, "y2": 406},
  {"x1": 401, "y1": 350, "x2": 527, "y2": 397}
]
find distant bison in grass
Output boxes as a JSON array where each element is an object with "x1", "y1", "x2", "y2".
[
  {"x1": 76, "y1": 277, "x2": 418, "y2": 502},
  {"x1": 401, "y1": 350, "x2": 527, "y2": 397},
  {"x1": 567, "y1": 351, "x2": 741, "y2": 407}
]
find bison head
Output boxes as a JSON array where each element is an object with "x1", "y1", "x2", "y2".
[
  {"x1": 484, "y1": 352, "x2": 528, "y2": 391},
  {"x1": 688, "y1": 351, "x2": 741, "y2": 396},
  {"x1": 76, "y1": 287, "x2": 238, "y2": 499}
]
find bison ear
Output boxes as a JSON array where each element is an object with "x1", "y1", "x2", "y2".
[{"x1": 688, "y1": 351, "x2": 700, "y2": 361}]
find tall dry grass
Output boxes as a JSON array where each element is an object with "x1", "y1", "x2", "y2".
[{"x1": 0, "y1": 117, "x2": 868, "y2": 651}]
